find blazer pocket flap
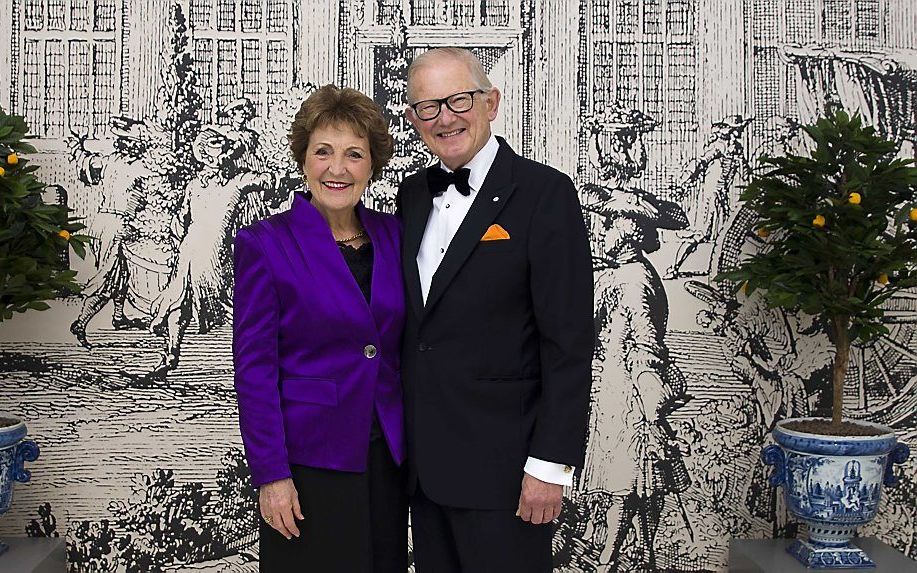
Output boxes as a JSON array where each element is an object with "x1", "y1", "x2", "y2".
[
  {"x1": 281, "y1": 377, "x2": 338, "y2": 406},
  {"x1": 474, "y1": 377, "x2": 539, "y2": 386}
]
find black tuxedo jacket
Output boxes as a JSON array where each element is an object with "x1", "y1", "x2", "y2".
[{"x1": 397, "y1": 138, "x2": 594, "y2": 510}]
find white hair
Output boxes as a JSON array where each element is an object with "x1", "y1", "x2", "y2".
[{"x1": 406, "y1": 48, "x2": 493, "y2": 103}]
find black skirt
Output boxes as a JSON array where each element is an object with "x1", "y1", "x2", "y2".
[{"x1": 258, "y1": 438, "x2": 408, "y2": 572}]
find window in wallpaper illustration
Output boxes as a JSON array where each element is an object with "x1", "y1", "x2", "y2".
[
  {"x1": 11, "y1": 0, "x2": 123, "y2": 138},
  {"x1": 188, "y1": 0, "x2": 295, "y2": 123}
]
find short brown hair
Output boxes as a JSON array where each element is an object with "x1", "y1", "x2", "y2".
[{"x1": 288, "y1": 85, "x2": 394, "y2": 180}]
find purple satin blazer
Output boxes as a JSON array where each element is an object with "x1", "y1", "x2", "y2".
[{"x1": 233, "y1": 193, "x2": 406, "y2": 487}]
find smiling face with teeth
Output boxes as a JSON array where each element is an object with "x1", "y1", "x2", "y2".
[
  {"x1": 302, "y1": 122, "x2": 374, "y2": 223},
  {"x1": 406, "y1": 53, "x2": 501, "y2": 171}
]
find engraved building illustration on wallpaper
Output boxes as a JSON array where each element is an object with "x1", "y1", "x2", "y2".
[{"x1": 0, "y1": 1, "x2": 914, "y2": 571}]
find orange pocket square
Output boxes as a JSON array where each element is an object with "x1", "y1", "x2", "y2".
[{"x1": 481, "y1": 224, "x2": 510, "y2": 241}]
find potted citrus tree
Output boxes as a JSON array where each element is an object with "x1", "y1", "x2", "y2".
[
  {"x1": 717, "y1": 109, "x2": 915, "y2": 568},
  {"x1": 0, "y1": 107, "x2": 89, "y2": 554}
]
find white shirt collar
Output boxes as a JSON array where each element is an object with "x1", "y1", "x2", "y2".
[{"x1": 438, "y1": 134, "x2": 499, "y2": 194}]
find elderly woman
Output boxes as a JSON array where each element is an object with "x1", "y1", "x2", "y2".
[{"x1": 233, "y1": 85, "x2": 406, "y2": 571}]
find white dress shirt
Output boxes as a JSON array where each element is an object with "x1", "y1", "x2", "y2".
[{"x1": 416, "y1": 134, "x2": 575, "y2": 487}]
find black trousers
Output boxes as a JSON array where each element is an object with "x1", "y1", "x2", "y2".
[
  {"x1": 410, "y1": 485, "x2": 553, "y2": 573},
  {"x1": 258, "y1": 438, "x2": 408, "y2": 572}
]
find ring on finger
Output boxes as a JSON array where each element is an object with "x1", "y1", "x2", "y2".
[{"x1": 264, "y1": 515, "x2": 273, "y2": 525}]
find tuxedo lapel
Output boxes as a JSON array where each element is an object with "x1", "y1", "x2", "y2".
[
  {"x1": 401, "y1": 176, "x2": 432, "y2": 319},
  {"x1": 424, "y1": 140, "x2": 517, "y2": 315},
  {"x1": 285, "y1": 193, "x2": 375, "y2": 339}
]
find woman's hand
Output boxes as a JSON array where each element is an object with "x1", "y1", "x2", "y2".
[{"x1": 259, "y1": 478, "x2": 304, "y2": 540}]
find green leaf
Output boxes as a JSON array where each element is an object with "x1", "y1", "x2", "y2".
[
  {"x1": 13, "y1": 141, "x2": 38, "y2": 154},
  {"x1": 70, "y1": 241, "x2": 86, "y2": 259}
]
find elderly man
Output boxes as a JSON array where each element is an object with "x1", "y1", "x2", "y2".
[{"x1": 397, "y1": 47, "x2": 594, "y2": 572}]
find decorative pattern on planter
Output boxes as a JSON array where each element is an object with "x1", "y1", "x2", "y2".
[
  {"x1": 882, "y1": 443, "x2": 911, "y2": 487},
  {"x1": 761, "y1": 445, "x2": 786, "y2": 487},
  {"x1": 0, "y1": 419, "x2": 41, "y2": 556},
  {"x1": 787, "y1": 539, "x2": 877, "y2": 569},
  {"x1": 764, "y1": 419, "x2": 911, "y2": 569}
]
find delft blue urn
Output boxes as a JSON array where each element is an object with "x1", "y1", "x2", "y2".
[
  {"x1": 0, "y1": 413, "x2": 40, "y2": 556},
  {"x1": 763, "y1": 418, "x2": 910, "y2": 569}
]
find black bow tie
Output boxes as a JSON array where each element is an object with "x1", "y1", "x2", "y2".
[{"x1": 427, "y1": 166, "x2": 472, "y2": 197}]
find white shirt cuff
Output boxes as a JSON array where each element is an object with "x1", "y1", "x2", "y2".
[{"x1": 524, "y1": 457, "x2": 575, "y2": 486}]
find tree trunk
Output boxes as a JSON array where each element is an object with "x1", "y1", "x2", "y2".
[{"x1": 831, "y1": 315, "x2": 850, "y2": 428}]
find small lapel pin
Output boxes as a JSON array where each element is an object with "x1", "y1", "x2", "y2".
[{"x1": 493, "y1": 196, "x2": 500, "y2": 202}]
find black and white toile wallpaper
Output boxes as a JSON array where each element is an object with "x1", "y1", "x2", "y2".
[{"x1": 0, "y1": 1, "x2": 915, "y2": 571}]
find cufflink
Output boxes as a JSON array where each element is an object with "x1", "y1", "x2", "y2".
[{"x1": 563, "y1": 465, "x2": 573, "y2": 473}]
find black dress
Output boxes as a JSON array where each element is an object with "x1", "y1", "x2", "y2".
[{"x1": 258, "y1": 242, "x2": 408, "y2": 572}]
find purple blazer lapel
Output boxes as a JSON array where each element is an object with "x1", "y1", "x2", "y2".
[{"x1": 285, "y1": 193, "x2": 376, "y2": 338}]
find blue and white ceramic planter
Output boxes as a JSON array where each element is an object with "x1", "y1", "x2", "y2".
[
  {"x1": 0, "y1": 413, "x2": 40, "y2": 556},
  {"x1": 763, "y1": 418, "x2": 910, "y2": 569}
]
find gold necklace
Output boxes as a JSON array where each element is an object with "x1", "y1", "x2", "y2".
[{"x1": 335, "y1": 230, "x2": 366, "y2": 245}]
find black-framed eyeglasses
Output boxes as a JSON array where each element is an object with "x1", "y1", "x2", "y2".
[{"x1": 409, "y1": 90, "x2": 486, "y2": 121}]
